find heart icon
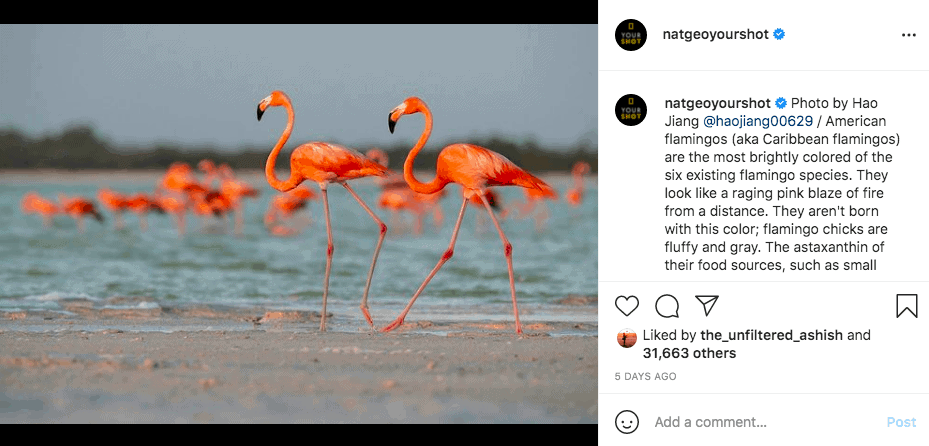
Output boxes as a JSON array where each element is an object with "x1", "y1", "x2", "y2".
[{"x1": 615, "y1": 295, "x2": 639, "y2": 316}]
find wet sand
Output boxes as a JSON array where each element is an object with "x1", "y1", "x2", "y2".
[{"x1": 0, "y1": 305, "x2": 596, "y2": 423}]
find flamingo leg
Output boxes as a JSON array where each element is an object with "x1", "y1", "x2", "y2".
[
  {"x1": 176, "y1": 212, "x2": 186, "y2": 237},
  {"x1": 76, "y1": 216, "x2": 85, "y2": 233},
  {"x1": 115, "y1": 212, "x2": 124, "y2": 230},
  {"x1": 480, "y1": 193, "x2": 523, "y2": 335},
  {"x1": 264, "y1": 203, "x2": 278, "y2": 230},
  {"x1": 320, "y1": 185, "x2": 333, "y2": 332},
  {"x1": 536, "y1": 201, "x2": 550, "y2": 233},
  {"x1": 414, "y1": 210, "x2": 424, "y2": 235},
  {"x1": 139, "y1": 214, "x2": 148, "y2": 232},
  {"x1": 519, "y1": 199, "x2": 537, "y2": 219},
  {"x1": 389, "y1": 210, "x2": 400, "y2": 235},
  {"x1": 432, "y1": 204, "x2": 443, "y2": 230},
  {"x1": 234, "y1": 204, "x2": 244, "y2": 237},
  {"x1": 382, "y1": 197, "x2": 468, "y2": 333},
  {"x1": 341, "y1": 182, "x2": 387, "y2": 329}
]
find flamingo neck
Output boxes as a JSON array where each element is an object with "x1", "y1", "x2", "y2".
[
  {"x1": 265, "y1": 101, "x2": 303, "y2": 192},
  {"x1": 403, "y1": 106, "x2": 446, "y2": 195}
]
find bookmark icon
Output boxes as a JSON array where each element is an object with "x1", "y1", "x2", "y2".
[{"x1": 896, "y1": 294, "x2": 917, "y2": 318}]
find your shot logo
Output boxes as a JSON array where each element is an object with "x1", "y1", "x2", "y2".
[
  {"x1": 615, "y1": 94, "x2": 647, "y2": 126},
  {"x1": 615, "y1": 19, "x2": 647, "y2": 51}
]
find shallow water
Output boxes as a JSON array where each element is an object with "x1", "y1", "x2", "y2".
[{"x1": 0, "y1": 171, "x2": 597, "y2": 333}]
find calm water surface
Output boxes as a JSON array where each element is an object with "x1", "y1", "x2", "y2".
[{"x1": 0, "y1": 171, "x2": 597, "y2": 332}]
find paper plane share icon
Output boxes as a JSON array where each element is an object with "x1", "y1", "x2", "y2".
[{"x1": 696, "y1": 295, "x2": 719, "y2": 316}]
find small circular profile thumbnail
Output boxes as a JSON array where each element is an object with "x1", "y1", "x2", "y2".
[{"x1": 617, "y1": 329, "x2": 637, "y2": 348}]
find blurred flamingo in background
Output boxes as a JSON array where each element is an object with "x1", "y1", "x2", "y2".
[
  {"x1": 470, "y1": 189, "x2": 508, "y2": 233},
  {"x1": 265, "y1": 185, "x2": 316, "y2": 237},
  {"x1": 198, "y1": 159, "x2": 222, "y2": 189},
  {"x1": 217, "y1": 163, "x2": 260, "y2": 236},
  {"x1": 365, "y1": 149, "x2": 398, "y2": 187},
  {"x1": 97, "y1": 188, "x2": 130, "y2": 230},
  {"x1": 124, "y1": 192, "x2": 166, "y2": 232},
  {"x1": 154, "y1": 162, "x2": 208, "y2": 236},
  {"x1": 158, "y1": 162, "x2": 204, "y2": 194},
  {"x1": 188, "y1": 188, "x2": 233, "y2": 228},
  {"x1": 565, "y1": 161, "x2": 591, "y2": 207},
  {"x1": 257, "y1": 90, "x2": 390, "y2": 331},
  {"x1": 416, "y1": 189, "x2": 446, "y2": 230},
  {"x1": 153, "y1": 192, "x2": 188, "y2": 237},
  {"x1": 57, "y1": 194, "x2": 104, "y2": 233},
  {"x1": 382, "y1": 96, "x2": 556, "y2": 334},
  {"x1": 163, "y1": 161, "x2": 226, "y2": 232},
  {"x1": 368, "y1": 148, "x2": 426, "y2": 235},
  {"x1": 512, "y1": 186, "x2": 559, "y2": 233},
  {"x1": 378, "y1": 188, "x2": 426, "y2": 234},
  {"x1": 21, "y1": 192, "x2": 61, "y2": 228}
]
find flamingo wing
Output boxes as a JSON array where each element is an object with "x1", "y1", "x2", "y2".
[
  {"x1": 292, "y1": 142, "x2": 389, "y2": 182},
  {"x1": 23, "y1": 194, "x2": 59, "y2": 215},
  {"x1": 439, "y1": 144, "x2": 556, "y2": 197}
]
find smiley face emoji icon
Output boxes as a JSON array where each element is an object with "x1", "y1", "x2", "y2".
[{"x1": 615, "y1": 410, "x2": 639, "y2": 434}]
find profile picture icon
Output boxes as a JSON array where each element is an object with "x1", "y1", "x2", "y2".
[
  {"x1": 615, "y1": 19, "x2": 647, "y2": 51},
  {"x1": 617, "y1": 329, "x2": 637, "y2": 348},
  {"x1": 615, "y1": 94, "x2": 647, "y2": 126}
]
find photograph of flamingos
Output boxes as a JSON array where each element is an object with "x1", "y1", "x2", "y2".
[{"x1": 0, "y1": 24, "x2": 596, "y2": 423}]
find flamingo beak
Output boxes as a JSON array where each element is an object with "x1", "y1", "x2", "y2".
[
  {"x1": 257, "y1": 105, "x2": 265, "y2": 121},
  {"x1": 388, "y1": 113, "x2": 397, "y2": 134}
]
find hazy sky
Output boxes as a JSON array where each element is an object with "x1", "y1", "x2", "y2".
[{"x1": 0, "y1": 24, "x2": 596, "y2": 151}]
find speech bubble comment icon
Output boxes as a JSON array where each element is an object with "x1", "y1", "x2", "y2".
[{"x1": 655, "y1": 294, "x2": 680, "y2": 318}]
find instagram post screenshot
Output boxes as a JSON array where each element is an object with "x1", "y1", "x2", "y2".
[
  {"x1": 0, "y1": 24, "x2": 597, "y2": 423},
  {"x1": 600, "y1": 1, "x2": 925, "y2": 443}
]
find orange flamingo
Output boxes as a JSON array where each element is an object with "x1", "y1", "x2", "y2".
[
  {"x1": 365, "y1": 149, "x2": 397, "y2": 186},
  {"x1": 21, "y1": 192, "x2": 61, "y2": 228},
  {"x1": 368, "y1": 148, "x2": 427, "y2": 235},
  {"x1": 566, "y1": 161, "x2": 591, "y2": 207},
  {"x1": 153, "y1": 192, "x2": 189, "y2": 237},
  {"x1": 378, "y1": 188, "x2": 427, "y2": 234},
  {"x1": 418, "y1": 189, "x2": 446, "y2": 229},
  {"x1": 189, "y1": 188, "x2": 233, "y2": 221},
  {"x1": 124, "y1": 192, "x2": 166, "y2": 232},
  {"x1": 155, "y1": 162, "x2": 209, "y2": 236},
  {"x1": 257, "y1": 90, "x2": 390, "y2": 331},
  {"x1": 382, "y1": 97, "x2": 556, "y2": 334},
  {"x1": 158, "y1": 162, "x2": 203, "y2": 194},
  {"x1": 217, "y1": 163, "x2": 260, "y2": 236},
  {"x1": 198, "y1": 159, "x2": 222, "y2": 189},
  {"x1": 513, "y1": 185, "x2": 558, "y2": 233},
  {"x1": 97, "y1": 188, "x2": 131, "y2": 230},
  {"x1": 470, "y1": 189, "x2": 508, "y2": 233},
  {"x1": 174, "y1": 160, "x2": 233, "y2": 232},
  {"x1": 265, "y1": 185, "x2": 316, "y2": 236},
  {"x1": 57, "y1": 194, "x2": 104, "y2": 233}
]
